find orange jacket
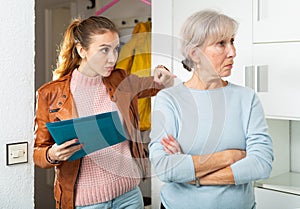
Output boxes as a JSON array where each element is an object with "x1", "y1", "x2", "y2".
[{"x1": 33, "y1": 69, "x2": 163, "y2": 209}]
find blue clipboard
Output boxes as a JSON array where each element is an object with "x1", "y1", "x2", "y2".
[{"x1": 46, "y1": 111, "x2": 127, "y2": 161}]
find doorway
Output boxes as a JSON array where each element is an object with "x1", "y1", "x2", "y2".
[
  {"x1": 34, "y1": 2, "x2": 75, "y2": 209},
  {"x1": 44, "y1": 3, "x2": 76, "y2": 82}
]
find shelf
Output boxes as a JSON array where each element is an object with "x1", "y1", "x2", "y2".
[
  {"x1": 255, "y1": 172, "x2": 300, "y2": 196},
  {"x1": 266, "y1": 115, "x2": 300, "y2": 122}
]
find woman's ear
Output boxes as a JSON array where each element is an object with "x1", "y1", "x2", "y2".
[
  {"x1": 189, "y1": 46, "x2": 201, "y2": 64},
  {"x1": 75, "y1": 43, "x2": 86, "y2": 59}
]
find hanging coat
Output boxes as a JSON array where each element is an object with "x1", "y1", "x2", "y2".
[{"x1": 116, "y1": 21, "x2": 152, "y2": 131}]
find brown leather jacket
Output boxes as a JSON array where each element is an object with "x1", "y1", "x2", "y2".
[{"x1": 33, "y1": 69, "x2": 163, "y2": 209}]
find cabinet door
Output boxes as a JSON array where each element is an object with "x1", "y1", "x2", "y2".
[
  {"x1": 172, "y1": 0, "x2": 253, "y2": 85},
  {"x1": 253, "y1": 43, "x2": 300, "y2": 119},
  {"x1": 253, "y1": 0, "x2": 300, "y2": 43},
  {"x1": 255, "y1": 187, "x2": 300, "y2": 209}
]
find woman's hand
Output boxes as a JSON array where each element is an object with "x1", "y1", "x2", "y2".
[
  {"x1": 222, "y1": 149, "x2": 246, "y2": 165},
  {"x1": 161, "y1": 134, "x2": 183, "y2": 154},
  {"x1": 153, "y1": 65, "x2": 176, "y2": 88},
  {"x1": 47, "y1": 138, "x2": 83, "y2": 162}
]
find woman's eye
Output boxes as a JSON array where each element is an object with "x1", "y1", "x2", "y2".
[
  {"x1": 101, "y1": 47, "x2": 110, "y2": 54},
  {"x1": 230, "y1": 38, "x2": 235, "y2": 45},
  {"x1": 217, "y1": 40, "x2": 225, "y2": 46},
  {"x1": 114, "y1": 46, "x2": 120, "y2": 53}
]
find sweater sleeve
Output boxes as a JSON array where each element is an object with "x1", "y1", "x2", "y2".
[
  {"x1": 149, "y1": 91, "x2": 195, "y2": 183},
  {"x1": 230, "y1": 93, "x2": 274, "y2": 185}
]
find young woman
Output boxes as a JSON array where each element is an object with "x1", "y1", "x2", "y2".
[
  {"x1": 34, "y1": 16, "x2": 173, "y2": 209},
  {"x1": 149, "y1": 10, "x2": 273, "y2": 209}
]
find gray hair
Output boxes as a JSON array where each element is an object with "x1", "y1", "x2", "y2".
[{"x1": 180, "y1": 10, "x2": 238, "y2": 71}]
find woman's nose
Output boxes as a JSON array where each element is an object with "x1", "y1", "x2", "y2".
[
  {"x1": 227, "y1": 45, "x2": 236, "y2": 58},
  {"x1": 108, "y1": 51, "x2": 118, "y2": 64}
]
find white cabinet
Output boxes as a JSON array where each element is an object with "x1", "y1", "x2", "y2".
[
  {"x1": 246, "y1": 0, "x2": 300, "y2": 120},
  {"x1": 255, "y1": 187, "x2": 300, "y2": 209},
  {"x1": 252, "y1": 42, "x2": 300, "y2": 119},
  {"x1": 253, "y1": 0, "x2": 300, "y2": 43},
  {"x1": 255, "y1": 172, "x2": 300, "y2": 209}
]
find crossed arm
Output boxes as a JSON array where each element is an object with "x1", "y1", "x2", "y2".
[{"x1": 161, "y1": 134, "x2": 246, "y2": 185}]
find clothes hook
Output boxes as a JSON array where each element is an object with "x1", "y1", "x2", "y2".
[{"x1": 87, "y1": 0, "x2": 96, "y2": 10}]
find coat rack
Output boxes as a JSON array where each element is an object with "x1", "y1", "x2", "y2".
[
  {"x1": 87, "y1": 0, "x2": 96, "y2": 9},
  {"x1": 113, "y1": 16, "x2": 151, "y2": 29},
  {"x1": 95, "y1": 0, "x2": 151, "y2": 16}
]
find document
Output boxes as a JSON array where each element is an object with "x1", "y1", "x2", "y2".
[{"x1": 46, "y1": 111, "x2": 127, "y2": 161}]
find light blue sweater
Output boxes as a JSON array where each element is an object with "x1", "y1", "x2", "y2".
[{"x1": 149, "y1": 82, "x2": 273, "y2": 209}]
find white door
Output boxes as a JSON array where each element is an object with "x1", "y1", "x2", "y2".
[
  {"x1": 253, "y1": 0, "x2": 300, "y2": 43},
  {"x1": 253, "y1": 42, "x2": 300, "y2": 119}
]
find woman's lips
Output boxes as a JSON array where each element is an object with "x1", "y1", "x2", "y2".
[
  {"x1": 225, "y1": 63, "x2": 233, "y2": 69},
  {"x1": 106, "y1": 67, "x2": 114, "y2": 72}
]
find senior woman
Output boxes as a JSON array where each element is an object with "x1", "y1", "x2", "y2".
[{"x1": 149, "y1": 10, "x2": 273, "y2": 209}]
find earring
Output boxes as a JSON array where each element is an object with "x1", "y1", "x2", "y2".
[{"x1": 196, "y1": 63, "x2": 200, "y2": 69}]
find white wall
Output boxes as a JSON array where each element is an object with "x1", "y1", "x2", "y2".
[
  {"x1": 0, "y1": 0, "x2": 35, "y2": 208},
  {"x1": 266, "y1": 119, "x2": 300, "y2": 175},
  {"x1": 291, "y1": 121, "x2": 300, "y2": 173},
  {"x1": 266, "y1": 119, "x2": 290, "y2": 177}
]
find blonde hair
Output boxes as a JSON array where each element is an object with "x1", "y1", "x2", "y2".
[
  {"x1": 53, "y1": 16, "x2": 118, "y2": 79},
  {"x1": 180, "y1": 10, "x2": 238, "y2": 71}
]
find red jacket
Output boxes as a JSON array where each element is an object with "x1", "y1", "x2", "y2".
[{"x1": 33, "y1": 69, "x2": 163, "y2": 209}]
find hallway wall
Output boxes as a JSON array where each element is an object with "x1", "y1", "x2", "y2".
[{"x1": 0, "y1": 0, "x2": 35, "y2": 208}]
